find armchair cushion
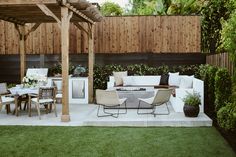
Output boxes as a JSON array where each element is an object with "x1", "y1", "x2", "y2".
[
  {"x1": 113, "y1": 71, "x2": 127, "y2": 86},
  {"x1": 168, "y1": 72, "x2": 180, "y2": 86},
  {"x1": 179, "y1": 75, "x2": 194, "y2": 89},
  {"x1": 122, "y1": 76, "x2": 134, "y2": 86},
  {"x1": 1, "y1": 96, "x2": 15, "y2": 104},
  {"x1": 160, "y1": 74, "x2": 169, "y2": 85}
]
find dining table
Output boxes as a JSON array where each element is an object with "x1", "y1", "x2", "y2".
[{"x1": 9, "y1": 85, "x2": 38, "y2": 116}]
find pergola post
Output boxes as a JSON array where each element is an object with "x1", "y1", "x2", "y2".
[
  {"x1": 15, "y1": 24, "x2": 26, "y2": 82},
  {"x1": 88, "y1": 24, "x2": 94, "y2": 103},
  {"x1": 60, "y1": 6, "x2": 72, "y2": 122}
]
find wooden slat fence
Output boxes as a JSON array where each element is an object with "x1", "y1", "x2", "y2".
[
  {"x1": 0, "y1": 16, "x2": 201, "y2": 54},
  {"x1": 206, "y1": 53, "x2": 234, "y2": 75}
]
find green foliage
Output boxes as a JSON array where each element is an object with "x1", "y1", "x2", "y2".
[
  {"x1": 219, "y1": 10, "x2": 236, "y2": 77},
  {"x1": 197, "y1": 64, "x2": 218, "y2": 117},
  {"x1": 183, "y1": 92, "x2": 201, "y2": 106},
  {"x1": 127, "y1": 0, "x2": 203, "y2": 15},
  {"x1": 166, "y1": 0, "x2": 201, "y2": 15},
  {"x1": 217, "y1": 102, "x2": 236, "y2": 131},
  {"x1": 7, "y1": 83, "x2": 16, "y2": 88},
  {"x1": 101, "y1": 2, "x2": 123, "y2": 16},
  {"x1": 201, "y1": 0, "x2": 234, "y2": 53},
  {"x1": 48, "y1": 63, "x2": 75, "y2": 76},
  {"x1": 215, "y1": 68, "x2": 232, "y2": 111},
  {"x1": 126, "y1": 64, "x2": 152, "y2": 75},
  {"x1": 207, "y1": 66, "x2": 218, "y2": 113}
]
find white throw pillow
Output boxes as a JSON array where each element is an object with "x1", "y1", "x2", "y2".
[
  {"x1": 132, "y1": 76, "x2": 160, "y2": 86},
  {"x1": 179, "y1": 75, "x2": 194, "y2": 88},
  {"x1": 122, "y1": 76, "x2": 134, "y2": 86},
  {"x1": 113, "y1": 71, "x2": 127, "y2": 86},
  {"x1": 168, "y1": 72, "x2": 180, "y2": 86}
]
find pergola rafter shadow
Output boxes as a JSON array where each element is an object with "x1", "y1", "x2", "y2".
[{"x1": 0, "y1": 0, "x2": 103, "y2": 122}]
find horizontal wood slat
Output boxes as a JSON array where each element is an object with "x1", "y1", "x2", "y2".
[
  {"x1": 0, "y1": 16, "x2": 201, "y2": 54},
  {"x1": 206, "y1": 53, "x2": 234, "y2": 75},
  {"x1": 0, "y1": 53, "x2": 205, "y2": 83}
]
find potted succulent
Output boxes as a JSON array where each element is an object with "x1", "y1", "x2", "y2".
[
  {"x1": 73, "y1": 65, "x2": 87, "y2": 77},
  {"x1": 182, "y1": 92, "x2": 201, "y2": 117}
]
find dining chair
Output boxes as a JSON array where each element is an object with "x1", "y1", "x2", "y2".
[
  {"x1": 96, "y1": 89, "x2": 127, "y2": 118},
  {"x1": 137, "y1": 88, "x2": 173, "y2": 117},
  {"x1": 0, "y1": 83, "x2": 15, "y2": 114},
  {"x1": 29, "y1": 87, "x2": 57, "y2": 119},
  {"x1": 53, "y1": 80, "x2": 62, "y2": 101}
]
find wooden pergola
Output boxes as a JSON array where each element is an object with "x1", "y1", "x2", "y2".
[{"x1": 0, "y1": 0, "x2": 103, "y2": 122}]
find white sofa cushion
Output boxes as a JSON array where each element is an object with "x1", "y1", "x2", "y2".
[
  {"x1": 123, "y1": 76, "x2": 134, "y2": 86},
  {"x1": 168, "y1": 72, "x2": 180, "y2": 86},
  {"x1": 179, "y1": 75, "x2": 194, "y2": 89},
  {"x1": 132, "y1": 76, "x2": 160, "y2": 86},
  {"x1": 113, "y1": 71, "x2": 127, "y2": 86}
]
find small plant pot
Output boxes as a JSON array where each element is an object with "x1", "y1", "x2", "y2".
[{"x1": 183, "y1": 104, "x2": 200, "y2": 117}]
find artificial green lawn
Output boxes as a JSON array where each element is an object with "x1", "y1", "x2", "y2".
[{"x1": 0, "y1": 126, "x2": 235, "y2": 157}]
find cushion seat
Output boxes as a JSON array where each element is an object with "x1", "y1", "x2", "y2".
[
  {"x1": 56, "y1": 93, "x2": 62, "y2": 99},
  {"x1": 1, "y1": 96, "x2": 15, "y2": 104},
  {"x1": 31, "y1": 98, "x2": 54, "y2": 104}
]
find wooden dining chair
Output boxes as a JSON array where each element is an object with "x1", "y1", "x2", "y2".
[
  {"x1": 0, "y1": 83, "x2": 15, "y2": 114},
  {"x1": 29, "y1": 87, "x2": 57, "y2": 120}
]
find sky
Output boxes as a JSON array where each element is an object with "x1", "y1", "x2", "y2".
[{"x1": 90, "y1": 0, "x2": 130, "y2": 8}]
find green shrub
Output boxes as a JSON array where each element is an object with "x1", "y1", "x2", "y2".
[
  {"x1": 126, "y1": 64, "x2": 151, "y2": 75},
  {"x1": 215, "y1": 68, "x2": 232, "y2": 111},
  {"x1": 207, "y1": 66, "x2": 218, "y2": 114},
  {"x1": 48, "y1": 63, "x2": 75, "y2": 76},
  {"x1": 155, "y1": 65, "x2": 169, "y2": 75},
  {"x1": 217, "y1": 102, "x2": 236, "y2": 131},
  {"x1": 197, "y1": 64, "x2": 218, "y2": 117}
]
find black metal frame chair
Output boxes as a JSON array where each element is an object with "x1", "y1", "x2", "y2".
[
  {"x1": 96, "y1": 89, "x2": 127, "y2": 118},
  {"x1": 137, "y1": 88, "x2": 173, "y2": 117}
]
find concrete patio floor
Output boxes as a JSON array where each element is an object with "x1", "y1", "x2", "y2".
[{"x1": 0, "y1": 103, "x2": 212, "y2": 127}]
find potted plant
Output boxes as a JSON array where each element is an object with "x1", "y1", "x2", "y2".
[
  {"x1": 182, "y1": 92, "x2": 201, "y2": 117},
  {"x1": 73, "y1": 65, "x2": 87, "y2": 77}
]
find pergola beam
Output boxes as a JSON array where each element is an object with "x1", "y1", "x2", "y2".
[
  {"x1": 64, "y1": 3, "x2": 94, "y2": 24},
  {"x1": 36, "y1": 3, "x2": 61, "y2": 28},
  {"x1": 24, "y1": 23, "x2": 41, "y2": 40},
  {"x1": 0, "y1": 0, "x2": 58, "y2": 5},
  {"x1": 0, "y1": 15, "x2": 25, "y2": 25},
  {"x1": 73, "y1": 22, "x2": 89, "y2": 35}
]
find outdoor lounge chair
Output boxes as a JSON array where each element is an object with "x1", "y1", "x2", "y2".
[
  {"x1": 137, "y1": 88, "x2": 173, "y2": 117},
  {"x1": 0, "y1": 83, "x2": 15, "y2": 114},
  {"x1": 95, "y1": 89, "x2": 127, "y2": 118},
  {"x1": 29, "y1": 87, "x2": 57, "y2": 120}
]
